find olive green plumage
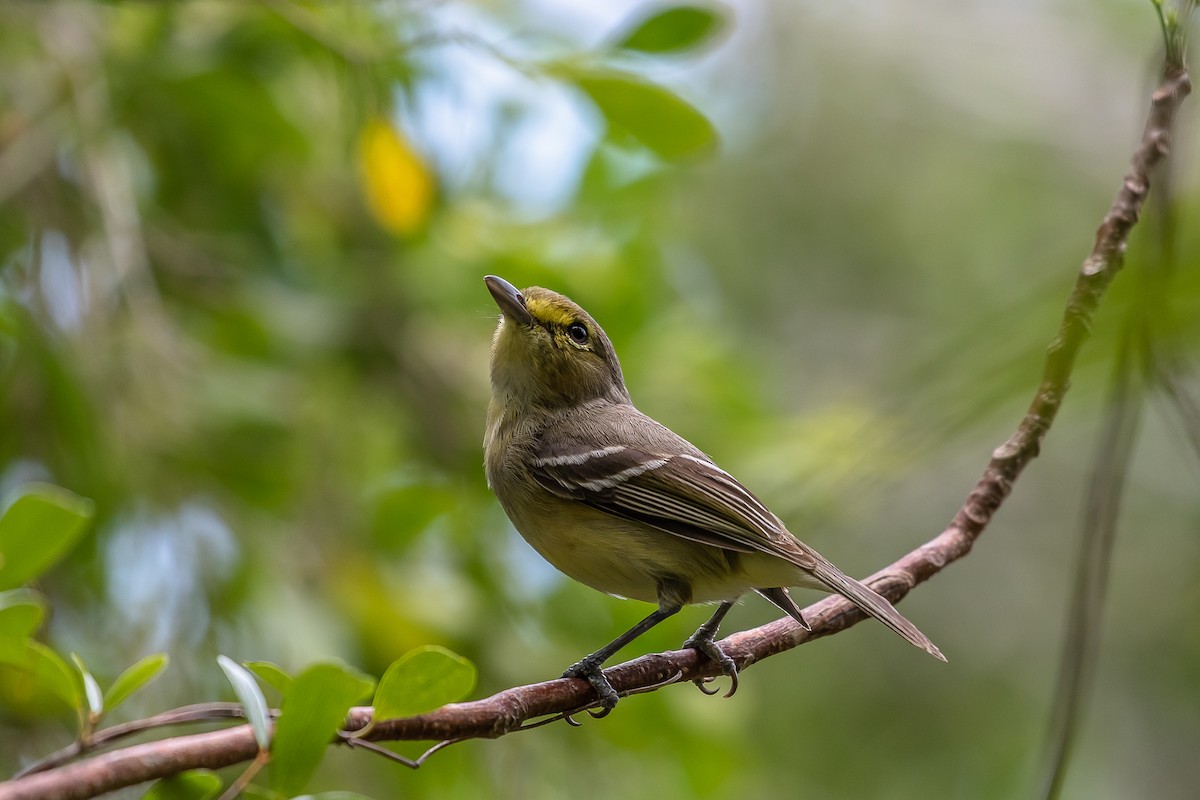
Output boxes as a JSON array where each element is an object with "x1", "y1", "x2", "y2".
[{"x1": 482, "y1": 275, "x2": 943, "y2": 709}]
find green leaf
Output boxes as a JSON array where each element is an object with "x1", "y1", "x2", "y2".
[
  {"x1": 71, "y1": 652, "x2": 104, "y2": 719},
  {"x1": 104, "y1": 653, "x2": 169, "y2": 712},
  {"x1": 270, "y1": 662, "x2": 375, "y2": 796},
  {"x1": 295, "y1": 793, "x2": 378, "y2": 800},
  {"x1": 245, "y1": 660, "x2": 293, "y2": 698},
  {"x1": 0, "y1": 484, "x2": 95, "y2": 590},
  {"x1": 373, "y1": 645, "x2": 476, "y2": 721},
  {"x1": 239, "y1": 787, "x2": 287, "y2": 800},
  {"x1": 0, "y1": 588, "x2": 48, "y2": 639},
  {"x1": 613, "y1": 4, "x2": 727, "y2": 54},
  {"x1": 217, "y1": 655, "x2": 272, "y2": 750},
  {"x1": 560, "y1": 67, "x2": 718, "y2": 161},
  {"x1": 142, "y1": 769, "x2": 222, "y2": 800},
  {"x1": 0, "y1": 638, "x2": 81, "y2": 712}
]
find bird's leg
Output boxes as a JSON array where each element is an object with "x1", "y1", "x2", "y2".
[
  {"x1": 683, "y1": 600, "x2": 739, "y2": 698},
  {"x1": 563, "y1": 599, "x2": 683, "y2": 712}
]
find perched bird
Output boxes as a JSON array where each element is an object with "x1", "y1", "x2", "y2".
[{"x1": 483, "y1": 275, "x2": 944, "y2": 710}]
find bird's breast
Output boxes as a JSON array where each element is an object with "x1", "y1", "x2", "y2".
[{"x1": 498, "y1": 487, "x2": 781, "y2": 605}]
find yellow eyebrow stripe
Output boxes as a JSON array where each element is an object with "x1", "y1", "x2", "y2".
[{"x1": 525, "y1": 297, "x2": 576, "y2": 327}]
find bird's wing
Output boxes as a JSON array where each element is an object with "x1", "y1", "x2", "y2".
[
  {"x1": 531, "y1": 425, "x2": 946, "y2": 662},
  {"x1": 529, "y1": 440, "x2": 816, "y2": 570}
]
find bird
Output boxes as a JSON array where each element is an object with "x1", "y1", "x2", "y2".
[{"x1": 482, "y1": 274, "x2": 944, "y2": 710}]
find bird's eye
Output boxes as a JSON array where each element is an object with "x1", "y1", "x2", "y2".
[{"x1": 566, "y1": 322, "x2": 589, "y2": 345}]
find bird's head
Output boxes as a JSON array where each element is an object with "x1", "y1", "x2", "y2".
[{"x1": 485, "y1": 275, "x2": 629, "y2": 410}]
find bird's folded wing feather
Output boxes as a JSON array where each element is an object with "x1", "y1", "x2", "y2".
[{"x1": 529, "y1": 442, "x2": 816, "y2": 570}]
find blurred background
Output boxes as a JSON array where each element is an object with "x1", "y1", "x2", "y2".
[{"x1": 2, "y1": 0, "x2": 1199, "y2": 797}]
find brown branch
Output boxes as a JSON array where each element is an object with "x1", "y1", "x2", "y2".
[
  {"x1": 0, "y1": 48, "x2": 1190, "y2": 800},
  {"x1": 13, "y1": 704, "x2": 250, "y2": 780}
]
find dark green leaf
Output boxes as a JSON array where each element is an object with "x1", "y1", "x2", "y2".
[
  {"x1": 217, "y1": 655, "x2": 272, "y2": 750},
  {"x1": 0, "y1": 638, "x2": 81, "y2": 712},
  {"x1": 373, "y1": 645, "x2": 476, "y2": 721},
  {"x1": 0, "y1": 484, "x2": 95, "y2": 590},
  {"x1": 141, "y1": 769, "x2": 223, "y2": 800},
  {"x1": 270, "y1": 662, "x2": 375, "y2": 796},
  {"x1": 245, "y1": 660, "x2": 293, "y2": 698},
  {"x1": 561, "y1": 68, "x2": 718, "y2": 161},
  {"x1": 0, "y1": 588, "x2": 47, "y2": 639},
  {"x1": 613, "y1": 4, "x2": 727, "y2": 54},
  {"x1": 104, "y1": 653, "x2": 169, "y2": 712}
]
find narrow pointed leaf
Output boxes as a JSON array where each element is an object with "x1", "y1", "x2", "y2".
[
  {"x1": 0, "y1": 484, "x2": 95, "y2": 590},
  {"x1": 270, "y1": 662, "x2": 375, "y2": 796},
  {"x1": 373, "y1": 645, "x2": 476, "y2": 721},
  {"x1": 104, "y1": 653, "x2": 169, "y2": 712},
  {"x1": 217, "y1": 655, "x2": 272, "y2": 749}
]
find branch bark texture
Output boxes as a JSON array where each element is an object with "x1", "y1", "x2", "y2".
[{"x1": 0, "y1": 60, "x2": 1190, "y2": 800}]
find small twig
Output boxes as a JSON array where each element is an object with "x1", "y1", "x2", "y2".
[
  {"x1": 215, "y1": 748, "x2": 269, "y2": 800},
  {"x1": 415, "y1": 738, "x2": 463, "y2": 766},
  {"x1": 342, "y1": 735, "x2": 462, "y2": 771},
  {"x1": 342, "y1": 738, "x2": 420, "y2": 769}
]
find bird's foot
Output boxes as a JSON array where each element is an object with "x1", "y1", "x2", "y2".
[
  {"x1": 683, "y1": 631, "x2": 739, "y2": 699},
  {"x1": 562, "y1": 658, "x2": 619, "y2": 714}
]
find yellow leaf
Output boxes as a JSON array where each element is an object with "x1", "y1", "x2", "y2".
[{"x1": 357, "y1": 117, "x2": 435, "y2": 236}]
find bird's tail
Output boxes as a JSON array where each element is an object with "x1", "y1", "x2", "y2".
[{"x1": 809, "y1": 558, "x2": 946, "y2": 662}]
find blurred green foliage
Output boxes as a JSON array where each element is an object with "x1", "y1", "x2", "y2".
[{"x1": 1, "y1": 1, "x2": 1198, "y2": 798}]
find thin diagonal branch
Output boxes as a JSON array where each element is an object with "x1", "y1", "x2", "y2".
[
  {"x1": 0, "y1": 36, "x2": 1191, "y2": 800},
  {"x1": 13, "y1": 704, "x2": 251, "y2": 780}
]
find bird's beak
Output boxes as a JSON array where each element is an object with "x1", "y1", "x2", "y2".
[{"x1": 485, "y1": 275, "x2": 533, "y2": 326}]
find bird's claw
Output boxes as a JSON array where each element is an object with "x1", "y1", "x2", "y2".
[
  {"x1": 683, "y1": 634, "x2": 739, "y2": 699},
  {"x1": 563, "y1": 659, "x2": 620, "y2": 712}
]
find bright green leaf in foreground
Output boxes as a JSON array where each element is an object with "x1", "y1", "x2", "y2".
[
  {"x1": 270, "y1": 662, "x2": 375, "y2": 796},
  {"x1": 613, "y1": 3, "x2": 727, "y2": 54},
  {"x1": 104, "y1": 653, "x2": 169, "y2": 713},
  {"x1": 217, "y1": 655, "x2": 272, "y2": 750},
  {"x1": 0, "y1": 484, "x2": 95, "y2": 590},
  {"x1": 0, "y1": 588, "x2": 47, "y2": 639},
  {"x1": 142, "y1": 769, "x2": 222, "y2": 800},
  {"x1": 0, "y1": 638, "x2": 81, "y2": 713},
  {"x1": 373, "y1": 645, "x2": 476, "y2": 721}
]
